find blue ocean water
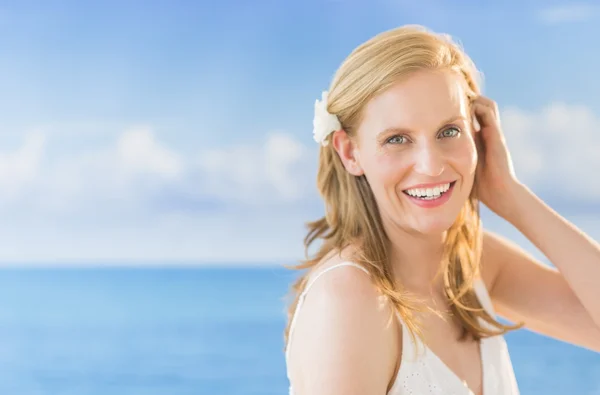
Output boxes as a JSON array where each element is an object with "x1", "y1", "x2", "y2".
[{"x1": 0, "y1": 266, "x2": 597, "y2": 395}]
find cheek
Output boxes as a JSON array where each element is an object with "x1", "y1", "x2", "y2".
[
  {"x1": 362, "y1": 153, "x2": 410, "y2": 197},
  {"x1": 453, "y1": 137, "x2": 478, "y2": 174},
  {"x1": 373, "y1": 153, "x2": 410, "y2": 186}
]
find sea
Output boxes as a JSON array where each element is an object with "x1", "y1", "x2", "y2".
[{"x1": 0, "y1": 266, "x2": 598, "y2": 395}]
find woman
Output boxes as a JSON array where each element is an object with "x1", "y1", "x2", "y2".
[{"x1": 284, "y1": 25, "x2": 600, "y2": 395}]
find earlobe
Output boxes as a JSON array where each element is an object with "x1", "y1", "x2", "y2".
[
  {"x1": 347, "y1": 155, "x2": 364, "y2": 176},
  {"x1": 331, "y1": 129, "x2": 364, "y2": 176}
]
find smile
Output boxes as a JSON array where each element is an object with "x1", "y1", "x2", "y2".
[{"x1": 402, "y1": 181, "x2": 457, "y2": 207}]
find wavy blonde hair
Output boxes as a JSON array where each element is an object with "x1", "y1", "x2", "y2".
[{"x1": 284, "y1": 25, "x2": 522, "y2": 348}]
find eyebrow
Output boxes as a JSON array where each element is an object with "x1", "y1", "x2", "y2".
[{"x1": 377, "y1": 115, "x2": 469, "y2": 139}]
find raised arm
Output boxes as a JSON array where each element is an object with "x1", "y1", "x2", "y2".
[
  {"x1": 472, "y1": 96, "x2": 600, "y2": 352},
  {"x1": 482, "y1": 226, "x2": 600, "y2": 352}
]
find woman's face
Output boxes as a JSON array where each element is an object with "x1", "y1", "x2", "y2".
[{"x1": 345, "y1": 69, "x2": 478, "y2": 235}]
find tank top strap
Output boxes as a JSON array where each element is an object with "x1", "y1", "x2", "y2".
[
  {"x1": 394, "y1": 311, "x2": 424, "y2": 364},
  {"x1": 301, "y1": 261, "x2": 369, "y2": 300},
  {"x1": 285, "y1": 261, "x2": 369, "y2": 365}
]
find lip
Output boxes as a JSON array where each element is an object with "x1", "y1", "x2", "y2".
[
  {"x1": 402, "y1": 180, "x2": 457, "y2": 191},
  {"x1": 401, "y1": 181, "x2": 457, "y2": 209}
]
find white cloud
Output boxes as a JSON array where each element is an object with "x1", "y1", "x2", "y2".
[
  {"x1": 117, "y1": 127, "x2": 184, "y2": 179},
  {"x1": 198, "y1": 131, "x2": 314, "y2": 204},
  {"x1": 0, "y1": 127, "x2": 314, "y2": 215},
  {"x1": 16, "y1": 130, "x2": 306, "y2": 213},
  {"x1": 19, "y1": 127, "x2": 186, "y2": 215},
  {"x1": 265, "y1": 132, "x2": 307, "y2": 199},
  {"x1": 536, "y1": 4, "x2": 598, "y2": 24},
  {"x1": 0, "y1": 131, "x2": 45, "y2": 203},
  {"x1": 0, "y1": 126, "x2": 319, "y2": 263},
  {"x1": 501, "y1": 102, "x2": 600, "y2": 200}
]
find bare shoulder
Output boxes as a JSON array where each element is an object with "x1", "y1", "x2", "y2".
[{"x1": 287, "y1": 254, "x2": 399, "y2": 394}]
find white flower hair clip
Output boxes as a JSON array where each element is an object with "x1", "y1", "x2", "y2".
[{"x1": 312, "y1": 90, "x2": 341, "y2": 146}]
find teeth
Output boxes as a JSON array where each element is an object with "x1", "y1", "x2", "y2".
[{"x1": 404, "y1": 183, "x2": 451, "y2": 199}]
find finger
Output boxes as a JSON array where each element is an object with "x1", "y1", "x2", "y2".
[
  {"x1": 473, "y1": 102, "x2": 498, "y2": 130},
  {"x1": 473, "y1": 123, "x2": 485, "y2": 158},
  {"x1": 470, "y1": 98, "x2": 494, "y2": 131},
  {"x1": 474, "y1": 103, "x2": 509, "y2": 149},
  {"x1": 473, "y1": 96, "x2": 498, "y2": 111},
  {"x1": 473, "y1": 96, "x2": 500, "y2": 121},
  {"x1": 470, "y1": 103, "x2": 481, "y2": 132}
]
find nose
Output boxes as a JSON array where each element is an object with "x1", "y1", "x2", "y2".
[{"x1": 413, "y1": 143, "x2": 445, "y2": 177}]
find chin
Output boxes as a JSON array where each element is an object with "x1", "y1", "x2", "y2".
[
  {"x1": 411, "y1": 219, "x2": 456, "y2": 236},
  {"x1": 394, "y1": 199, "x2": 465, "y2": 236},
  {"x1": 396, "y1": 208, "x2": 461, "y2": 236}
]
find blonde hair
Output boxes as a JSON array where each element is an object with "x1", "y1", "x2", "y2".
[{"x1": 284, "y1": 25, "x2": 522, "y2": 348}]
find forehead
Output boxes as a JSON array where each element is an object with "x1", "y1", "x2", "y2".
[{"x1": 360, "y1": 69, "x2": 469, "y2": 132}]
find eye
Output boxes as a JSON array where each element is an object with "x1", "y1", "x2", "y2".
[
  {"x1": 386, "y1": 135, "x2": 408, "y2": 145},
  {"x1": 439, "y1": 127, "x2": 461, "y2": 139}
]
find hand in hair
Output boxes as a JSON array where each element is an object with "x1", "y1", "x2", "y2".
[{"x1": 471, "y1": 95, "x2": 521, "y2": 220}]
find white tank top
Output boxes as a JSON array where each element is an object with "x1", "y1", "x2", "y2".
[{"x1": 285, "y1": 262, "x2": 520, "y2": 395}]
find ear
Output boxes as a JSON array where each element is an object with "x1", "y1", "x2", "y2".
[{"x1": 331, "y1": 129, "x2": 364, "y2": 176}]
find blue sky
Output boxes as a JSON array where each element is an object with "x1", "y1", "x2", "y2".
[{"x1": 0, "y1": 0, "x2": 599, "y2": 264}]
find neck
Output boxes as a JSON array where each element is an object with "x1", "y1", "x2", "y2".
[{"x1": 385, "y1": 224, "x2": 448, "y2": 294}]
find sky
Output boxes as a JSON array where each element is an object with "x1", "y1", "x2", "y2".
[{"x1": 0, "y1": 0, "x2": 600, "y2": 265}]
